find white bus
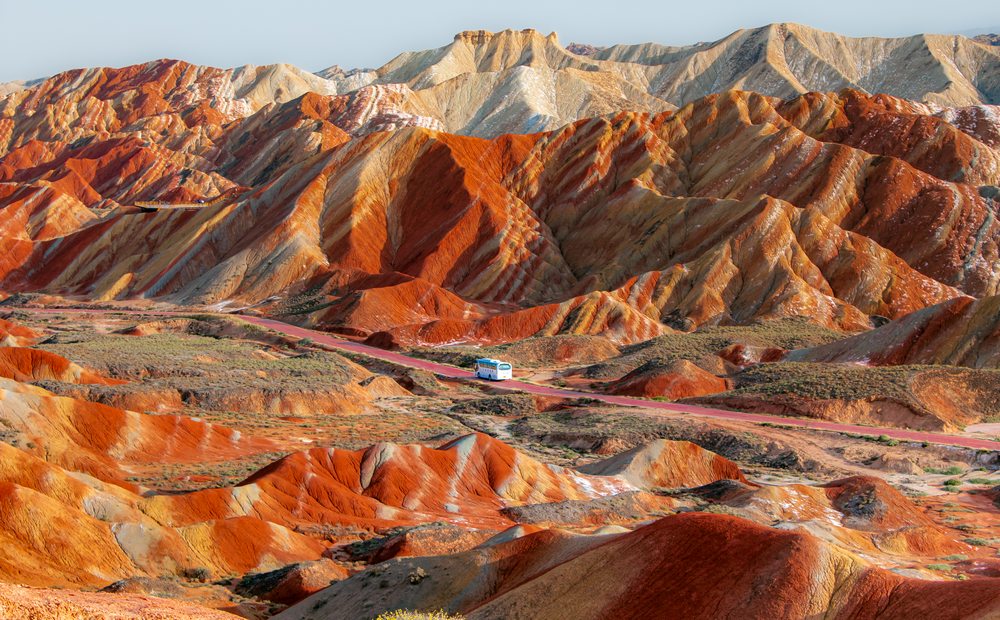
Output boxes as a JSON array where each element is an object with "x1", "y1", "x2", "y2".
[{"x1": 474, "y1": 358, "x2": 513, "y2": 380}]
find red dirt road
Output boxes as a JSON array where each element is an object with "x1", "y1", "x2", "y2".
[{"x1": 18, "y1": 308, "x2": 1000, "y2": 451}]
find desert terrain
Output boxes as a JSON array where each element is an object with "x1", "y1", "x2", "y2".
[{"x1": 1, "y1": 21, "x2": 1000, "y2": 620}]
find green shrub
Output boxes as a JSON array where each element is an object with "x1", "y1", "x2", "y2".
[
  {"x1": 940, "y1": 554, "x2": 969, "y2": 562},
  {"x1": 943, "y1": 479, "x2": 963, "y2": 487},
  {"x1": 926, "y1": 564, "x2": 952, "y2": 571},
  {"x1": 925, "y1": 466, "x2": 964, "y2": 476}
]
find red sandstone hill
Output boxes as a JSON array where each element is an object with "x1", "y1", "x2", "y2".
[
  {"x1": 0, "y1": 441, "x2": 323, "y2": 588},
  {"x1": 788, "y1": 295, "x2": 1000, "y2": 368},
  {"x1": 278, "y1": 512, "x2": 1000, "y2": 620},
  {"x1": 0, "y1": 375, "x2": 274, "y2": 485},
  {"x1": 605, "y1": 359, "x2": 729, "y2": 399},
  {"x1": 576, "y1": 439, "x2": 747, "y2": 488},
  {"x1": 0, "y1": 317, "x2": 40, "y2": 346},
  {"x1": 0, "y1": 346, "x2": 125, "y2": 384},
  {"x1": 147, "y1": 432, "x2": 669, "y2": 531},
  {"x1": 2, "y1": 74, "x2": 999, "y2": 344}
]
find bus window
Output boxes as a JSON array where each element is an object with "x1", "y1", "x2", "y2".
[{"x1": 498, "y1": 364, "x2": 511, "y2": 370}]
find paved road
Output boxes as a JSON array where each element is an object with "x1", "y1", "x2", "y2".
[{"x1": 18, "y1": 308, "x2": 1000, "y2": 451}]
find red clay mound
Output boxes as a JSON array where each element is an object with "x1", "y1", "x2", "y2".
[
  {"x1": 606, "y1": 359, "x2": 728, "y2": 399},
  {"x1": 0, "y1": 378, "x2": 274, "y2": 484},
  {"x1": 0, "y1": 481, "x2": 137, "y2": 587},
  {"x1": 348, "y1": 523, "x2": 496, "y2": 563},
  {"x1": 717, "y1": 342, "x2": 785, "y2": 366},
  {"x1": 150, "y1": 433, "x2": 635, "y2": 530},
  {"x1": 0, "y1": 442, "x2": 326, "y2": 587},
  {"x1": 823, "y1": 476, "x2": 939, "y2": 531},
  {"x1": 0, "y1": 317, "x2": 40, "y2": 346},
  {"x1": 236, "y1": 560, "x2": 350, "y2": 606},
  {"x1": 821, "y1": 476, "x2": 970, "y2": 556},
  {"x1": 280, "y1": 513, "x2": 1000, "y2": 619},
  {"x1": 576, "y1": 439, "x2": 748, "y2": 489},
  {"x1": 177, "y1": 517, "x2": 326, "y2": 576},
  {"x1": 0, "y1": 347, "x2": 124, "y2": 384}
]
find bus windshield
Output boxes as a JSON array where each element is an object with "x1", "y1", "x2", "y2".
[{"x1": 498, "y1": 364, "x2": 511, "y2": 370}]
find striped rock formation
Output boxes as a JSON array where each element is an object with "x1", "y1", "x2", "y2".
[
  {"x1": 0, "y1": 377, "x2": 273, "y2": 484},
  {"x1": 0, "y1": 441, "x2": 323, "y2": 587},
  {"x1": 0, "y1": 317, "x2": 40, "y2": 346},
  {"x1": 789, "y1": 295, "x2": 1000, "y2": 368},
  {"x1": 278, "y1": 512, "x2": 1000, "y2": 620},
  {"x1": 147, "y1": 433, "x2": 643, "y2": 531},
  {"x1": 2, "y1": 79, "x2": 998, "y2": 344},
  {"x1": 0, "y1": 347, "x2": 125, "y2": 384}
]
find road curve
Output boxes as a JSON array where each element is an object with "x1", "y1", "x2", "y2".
[{"x1": 17, "y1": 308, "x2": 1000, "y2": 451}]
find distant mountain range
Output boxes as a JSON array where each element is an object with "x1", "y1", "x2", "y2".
[
  {"x1": 3, "y1": 23, "x2": 999, "y2": 138},
  {"x1": 314, "y1": 23, "x2": 1000, "y2": 136}
]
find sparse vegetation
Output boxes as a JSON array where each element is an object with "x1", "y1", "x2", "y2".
[
  {"x1": 408, "y1": 334, "x2": 620, "y2": 369},
  {"x1": 181, "y1": 567, "x2": 212, "y2": 582},
  {"x1": 375, "y1": 611, "x2": 464, "y2": 620},
  {"x1": 926, "y1": 564, "x2": 953, "y2": 572},
  {"x1": 692, "y1": 504, "x2": 748, "y2": 517},
  {"x1": 582, "y1": 318, "x2": 846, "y2": 379},
  {"x1": 720, "y1": 363, "x2": 917, "y2": 401},
  {"x1": 925, "y1": 466, "x2": 965, "y2": 476},
  {"x1": 962, "y1": 537, "x2": 997, "y2": 546}
]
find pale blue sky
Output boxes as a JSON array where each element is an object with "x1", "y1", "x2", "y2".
[{"x1": 1, "y1": 0, "x2": 998, "y2": 82}]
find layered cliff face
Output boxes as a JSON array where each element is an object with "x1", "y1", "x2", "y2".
[{"x1": 3, "y1": 71, "x2": 998, "y2": 344}]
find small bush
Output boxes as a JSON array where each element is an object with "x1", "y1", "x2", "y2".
[
  {"x1": 943, "y1": 479, "x2": 963, "y2": 487},
  {"x1": 940, "y1": 554, "x2": 969, "y2": 562},
  {"x1": 962, "y1": 537, "x2": 993, "y2": 546},
  {"x1": 967, "y1": 478, "x2": 996, "y2": 485},
  {"x1": 375, "y1": 611, "x2": 464, "y2": 620},
  {"x1": 926, "y1": 564, "x2": 952, "y2": 571},
  {"x1": 182, "y1": 567, "x2": 212, "y2": 582},
  {"x1": 925, "y1": 466, "x2": 964, "y2": 476}
]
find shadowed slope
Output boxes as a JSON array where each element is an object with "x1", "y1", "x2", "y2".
[
  {"x1": 789, "y1": 296, "x2": 1000, "y2": 368},
  {"x1": 279, "y1": 513, "x2": 1000, "y2": 620}
]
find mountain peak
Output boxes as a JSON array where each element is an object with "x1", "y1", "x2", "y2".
[{"x1": 453, "y1": 28, "x2": 559, "y2": 45}]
